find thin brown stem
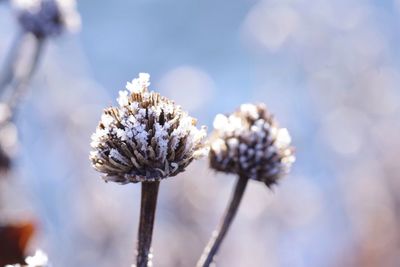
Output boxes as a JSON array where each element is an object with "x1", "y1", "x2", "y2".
[
  {"x1": 136, "y1": 181, "x2": 160, "y2": 267},
  {"x1": 197, "y1": 175, "x2": 249, "y2": 267}
]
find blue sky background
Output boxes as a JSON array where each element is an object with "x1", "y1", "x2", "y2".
[{"x1": 1, "y1": 0, "x2": 400, "y2": 266}]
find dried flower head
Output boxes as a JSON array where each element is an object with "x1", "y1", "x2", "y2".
[
  {"x1": 90, "y1": 73, "x2": 208, "y2": 184},
  {"x1": 12, "y1": 0, "x2": 81, "y2": 38},
  {"x1": 209, "y1": 103, "x2": 295, "y2": 186}
]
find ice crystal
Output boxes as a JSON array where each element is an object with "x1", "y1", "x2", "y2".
[
  {"x1": 209, "y1": 103, "x2": 295, "y2": 186},
  {"x1": 12, "y1": 0, "x2": 81, "y2": 38},
  {"x1": 90, "y1": 73, "x2": 208, "y2": 184}
]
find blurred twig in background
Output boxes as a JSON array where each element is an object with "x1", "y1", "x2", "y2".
[{"x1": 0, "y1": 31, "x2": 24, "y2": 96}]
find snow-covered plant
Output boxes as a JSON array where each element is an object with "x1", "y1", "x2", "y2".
[
  {"x1": 197, "y1": 103, "x2": 295, "y2": 267},
  {"x1": 209, "y1": 103, "x2": 295, "y2": 186},
  {"x1": 90, "y1": 72, "x2": 208, "y2": 184},
  {"x1": 90, "y1": 73, "x2": 208, "y2": 267}
]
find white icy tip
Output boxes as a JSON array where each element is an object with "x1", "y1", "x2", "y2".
[
  {"x1": 275, "y1": 128, "x2": 292, "y2": 149},
  {"x1": 126, "y1": 72, "x2": 151, "y2": 93}
]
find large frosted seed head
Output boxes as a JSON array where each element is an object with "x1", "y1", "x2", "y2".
[{"x1": 90, "y1": 73, "x2": 208, "y2": 184}]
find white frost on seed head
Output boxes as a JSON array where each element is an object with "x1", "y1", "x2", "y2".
[
  {"x1": 90, "y1": 128, "x2": 108, "y2": 147},
  {"x1": 275, "y1": 128, "x2": 292, "y2": 148},
  {"x1": 109, "y1": 148, "x2": 129, "y2": 165},
  {"x1": 90, "y1": 73, "x2": 208, "y2": 183},
  {"x1": 211, "y1": 139, "x2": 226, "y2": 154},
  {"x1": 240, "y1": 103, "x2": 259, "y2": 120},
  {"x1": 154, "y1": 122, "x2": 170, "y2": 160},
  {"x1": 213, "y1": 114, "x2": 228, "y2": 130},
  {"x1": 12, "y1": 0, "x2": 40, "y2": 12},
  {"x1": 126, "y1": 72, "x2": 151, "y2": 93},
  {"x1": 117, "y1": 90, "x2": 129, "y2": 107},
  {"x1": 101, "y1": 114, "x2": 114, "y2": 127},
  {"x1": 209, "y1": 103, "x2": 295, "y2": 184}
]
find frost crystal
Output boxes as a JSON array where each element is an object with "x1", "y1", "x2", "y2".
[
  {"x1": 90, "y1": 73, "x2": 208, "y2": 184},
  {"x1": 12, "y1": 0, "x2": 81, "y2": 38},
  {"x1": 209, "y1": 104, "x2": 295, "y2": 186}
]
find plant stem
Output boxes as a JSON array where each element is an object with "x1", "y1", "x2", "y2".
[
  {"x1": 0, "y1": 32, "x2": 25, "y2": 96},
  {"x1": 8, "y1": 36, "x2": 45, "y2": 112},
  {"x1": 0, "y1": 33, "x2": 45, "y2": 113},
  {"x1": 136, "y1": 181, "x2": 160, "y2": 267},
  {"x1": 197, "y1": 175, "x2": 249, "y2": 267}
]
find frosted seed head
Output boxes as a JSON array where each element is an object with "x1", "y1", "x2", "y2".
[
  {"x1": 90, "y1": 73, "x2": 208, "y2": 184},
  {"x1": 209, "y1": 103, "x2": 295, "y2": 186},
  {"x1": 12, "y1": 0, "x2": 81, "y2": 38}
]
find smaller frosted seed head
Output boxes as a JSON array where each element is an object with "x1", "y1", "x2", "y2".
[
  {"x1": 90, "y1": 73, "x2": 208, "y2": 184},
  {"x1": 12, "y1": 0, "x2": 81, "y2": 38},
  {"x1": 209, "y1": 103, "x2": 295, "y2": 186}
]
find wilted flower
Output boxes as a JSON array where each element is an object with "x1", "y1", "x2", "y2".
[
  {"x1": 12, "y1": 0, "x2": 81, "y2": 38},
  {"x1": 90, "y1": 73, "x2": 208, "y2": 184},
  {"x1": 209, "y1": 103, "x2": 295, "y2": 186},
  {"x1": 6, "y1": 249, "x2": 49, "y2": 267}
]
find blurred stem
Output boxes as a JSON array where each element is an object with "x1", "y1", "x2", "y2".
[
  {"x1": 0, "y1": 33, "x2": 45, "y2": 112},
  {"x1": 136, "y1": 181, "x2": 160, "y2": 267},
  {"x1": 0, "y1": 31, "x2": 25, "y2": 96},
  {"x1": 8, "y1": 36, "x2": 45, "y2": 112},
  {"x1": 197, "y1": 175, "x2": 249, "y2": 267}
]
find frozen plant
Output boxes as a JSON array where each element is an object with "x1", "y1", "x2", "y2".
[
  {"x1": 90, "y1": 73, "x2": 208, "y2": 267},
  {"x1": 90, "y1": 72, "x2": 208, "y2": 184},
  {"x1": 209, "y1": 103, "x2": 294, "y2": 186},
  {"x1": 197, "y1": 103, "x2": 295, "y2": 267}
]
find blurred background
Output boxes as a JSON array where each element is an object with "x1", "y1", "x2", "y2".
[{"x1": 1, "y1": 0, "x2": 400, "y2": 266}]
